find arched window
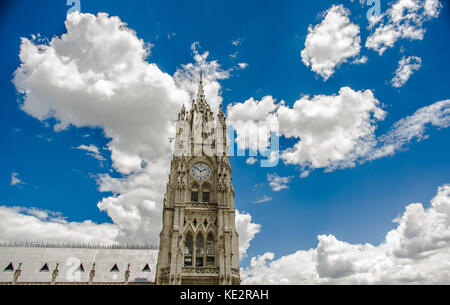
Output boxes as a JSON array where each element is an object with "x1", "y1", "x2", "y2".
[
  {"x1": 191, "y1": 183, "x2": 199, "y2": 202},
  {"x1": 195, "y1": 234, "x2": 204, "y2": 267},
  {"x1": 206, "y1": 233, "x2": 215, "y2": 266},
  {"x1": 184, "y1": 233, "x2": 193, "y2": 266},
  {"x1": 202, "y1": 183, "x2": 210, "y2": 202}
]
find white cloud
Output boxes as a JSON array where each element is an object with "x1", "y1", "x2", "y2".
[
  {"x1": 253, "y1": 196, "x2": 273, "y2": 204},
  {"x1": 174, "y1": 41, "x2": 230, "y2": 115},
  {"x1": 278, "y1": 87, "x2": 386, "y2": 171},
  {"x1": 232, "y1": 38, "x2": 244, "y2": 46},
  {"x1": 242, "y1": 183, "x2": 450, "y2": 284},
  {"x1": 11, "y1": 12, "x2": 229, "y2": 245},
  {"x1": 301, "y1": 4, "x2": 361, "y2": 80},
  {"x1": 227, "y1": 96, "x2": 279, "y2": 153},
  {"x1": 235, "y1": 210, "x2": 261, "y2": 259},
  {"x1": 391, "y1": 56, "x2": 422, "y2": 88},
  {"x1": 74, "y1": 144, "x2": 106, "y2": 162},
  {"x1": 370, "y1": 99, "x2": 450, "y2": 160},
  {"x1": 228, "y1": 88, "x2": 386, "y2": 174},
  {"x1": 0, "y1": 206, "x2": 118, "y2": 244},
  {"x1": 10, "y1": 172, "x2": 25, "y2": 186},
  {"x1": 227, "y1": 87, "x2": 449, "y2": 176},
  {"x1": 366, "y1": 0, "x2": 443, "y2": 55},
  {"x1": 352, "y1": 55, "x2": 368, "y2": 64},
  {"x1": 246, "y1": 157, "x2": 257, "y2": 165},
  {"x1": 238, "y1": 62, "x2": 248, "y2": 69},
  {"x1": 267, "y1": 173, "x2": 292, "y2": 192}
]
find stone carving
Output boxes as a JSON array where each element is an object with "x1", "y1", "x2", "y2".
[
  {"x1": 155, "y1": 72, "x2": 240, "y2": 285},
  {"x1": 174, "y1": 156, "x2": 189, "y2": 190},
  {"x1": 182, "y1": 267, "x2": 219, "y2": 274},
  {"x1": 177, "y1": 235, "x2": 185, "y2": 255}
]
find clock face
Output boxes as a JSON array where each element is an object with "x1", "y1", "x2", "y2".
[{"x1": 191, "y1": 162, "x2": 211, "y2": 181}]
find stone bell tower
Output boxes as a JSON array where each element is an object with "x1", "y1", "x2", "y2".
[{"x1": 155, "y1": 72, "x2": 240, "y2": 285}]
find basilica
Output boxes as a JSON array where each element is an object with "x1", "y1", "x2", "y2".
[
  {"x1": 155, "y1": 72, "x2": 241, "y2": 285},
  {"x1": 0, "y1": 74, "x2": 239, "y2": 285}
]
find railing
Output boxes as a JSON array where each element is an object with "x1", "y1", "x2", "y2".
[
  {"x1": 182, "y1": 267, "x2": 219, "y2": 275},
  {"x1": 0, "y1": 241, "x2": 158, "y2": 250},
  {"x1": 185, "y1": 202, "x2": 218, "y2": 209}
]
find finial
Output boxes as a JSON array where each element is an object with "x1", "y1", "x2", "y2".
[{"x1": 200, "y1": 69, "x2": 203, "y2": 82}]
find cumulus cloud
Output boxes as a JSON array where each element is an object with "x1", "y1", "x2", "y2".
[
  {"x1": 10, "y1": 172, "x2": 25, "y2": 186},
  {"x1": 228, "y1": 87, "x2": 386, "y2": 175},
  {"x1": 173, "y1": 41, "x2": 230, "y2": 114},
  {"x1": 74, "y1": 144, "x2": 106, "y2": 162},
  {"x1": 351, "y1": 55, "x2": 368, "y2": 64},
  {"x1": 278, "y1": 87, "x2": 386, "y2": 171},
  {"x1": 235, "y1": 210, "x2": 261, "y2": 259},
  {"x1": 242, "y1": 183, "x2": 450, "y2": 284},
  {"x1": 11, "y1": 12, "x2": 230, "y2": 245},
  {"x1": 301, "y1": 4, "x2": 361, "y2": 80},
  {"x1": 391, "y1": 56, "x2": 422, "y2": 88},
  {"x1": 366, "y1": 0, "x2": 443, "y2": 55},
  {"x1": 227, "y1": 96, "x2": 279, "y2": 153},
  {"x1": 228, "y1": 87, "x2": 449, "y2": 176},
  {"x1": 267, "y1": 173, "x2": 292, "y2": 192},
  {"x1": 0, "y1": 206, "x2": 119, "y2": 244}
]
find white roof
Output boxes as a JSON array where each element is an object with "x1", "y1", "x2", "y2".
[{"x1": 0, "y1": 243, "x2": 158, "y2": 284}]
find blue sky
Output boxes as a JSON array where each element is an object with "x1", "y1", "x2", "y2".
[{"x1": 1, "y1": 0, "x2": 449, "y2": 283}]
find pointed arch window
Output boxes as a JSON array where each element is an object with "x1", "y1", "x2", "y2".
[
  {"x1": 202, "y1": 183, "x2": 210, "y2": 203},
  {"x1": 184, "y1": 233, "x2": 193, "y2": 266},
  {"x1": 191, "y1": 183, "x2": 199, "y2": 202},
  {"x1": 195, "y1": 234, "x2": 204, "y2": 267},
  {"x1": 206, "y1": 233, "x2": 215, "y2": 266}
]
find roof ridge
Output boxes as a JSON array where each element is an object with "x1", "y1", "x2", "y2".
[{"x1": 0, "y1": 241, "x2": 158, "y2": 250}]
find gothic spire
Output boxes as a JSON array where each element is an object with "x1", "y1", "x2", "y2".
[{"x1": 196, "y1": 69, "x2": 205, "y2": 102}]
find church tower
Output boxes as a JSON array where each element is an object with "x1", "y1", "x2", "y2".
[{"x1": 155, "y1": 72, "x2": 240, "y2": 285}]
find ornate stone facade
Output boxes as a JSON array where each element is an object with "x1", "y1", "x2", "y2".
[{"x1": 155, "y1": 72, "x2": 240, "y2": 285}]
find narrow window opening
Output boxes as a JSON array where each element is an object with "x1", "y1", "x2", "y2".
[
  {"x1": 3, "y1": 262, "x2": 14, "y2": 272},
  {"x1": 191, "y1": 191, "x2": 198, "y2": 202},
  {"x1": 206, "y1": 233, "x2": 215, "y2": 266},
  {"x1": 191, "y1": 183, "x2": 199, "y2": 202},
  {"x1": 40, "y1": 263, "x2": 49, "y2": 272},
  {"x1": 196, "y1": 234, "x2": 204, "y2": 267},
  {"x1": 202, "y1": 183, "x2": 210, "y2": 202},
  {"x1": 142, "y1": 264, "x2": 151, "y2": 272},
  {"x1": 184, "y1": 233, "x2": 193, "y2": 267},
  {"x1": 77, "y1": 263, "x2": 85, "y2": 272},
  {"x1": 110, "y1": 264, "x2": 119, "y2": 272}
]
